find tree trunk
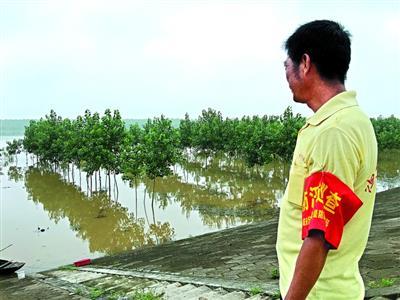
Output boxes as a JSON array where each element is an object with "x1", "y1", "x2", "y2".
[
  {"x1": 95, "y1": 172, "x2": 98, "y2": 192},
  {"x1": 104, "y1": 171, "x2": 107, "y2": 189},
  {"x1": 72, "y1": 165, "x2": 75, "y2": 184},
  {"x1": 86, "y1": 175, "x2": 89, "y2": 196},
  {"x1": 283, "y1": 163, "x2": 288, "y2": 185},
  {"x1": 151, "y1": 178, "x2": 158, "y2": 244},
  {"x1": 135, "y1": 177, "x2": 138, "y2": 221},
  {"x1": 90, "y1": 175, "x2": 93, "y2": 196},
  {"x1": 151, "y1": 179, "x2": 156, "y2": 224},
  {"x1": 143, "y1": 187, "x2": 150, "y2": 226},
  {"x1": 108, "y1": 170, "x2": 111, "y2": 199},
  {"x1": 99, "y1": 171, "x2": 102, "y2": 190},
  {"x1": 113, "y1": 173, "x2": 119, "y2": 201}
]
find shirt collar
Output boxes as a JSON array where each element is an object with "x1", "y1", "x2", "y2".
[{"x1": 306, "y1": 90, "x2": 358, "y2": 126}]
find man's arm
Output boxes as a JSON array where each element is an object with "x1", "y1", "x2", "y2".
[{"x1": 285, "y1": 230, "x2": 330, "y2": 300}]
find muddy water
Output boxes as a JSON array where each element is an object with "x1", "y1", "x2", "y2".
[{"x1": 1, "y1": 139, "x2": 399, "y2": 274}]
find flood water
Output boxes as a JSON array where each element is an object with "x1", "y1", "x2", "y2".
[{"x1": 1, "y1": 136, "x2": 399, "y2": 274}]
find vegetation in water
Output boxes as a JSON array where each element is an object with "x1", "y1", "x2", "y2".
[
  {"x1": 10, "y1": 108, "x2": 400, "y2": 171},
  {"x1": 3, "y1": 107, "x2": 399, "y2": 201},
  {"x1": 371, "y1": 116, "x2": 400, "y2": 150},
  {"x1": 24, "y1": 168, "x2": 175, "y2": 254}
]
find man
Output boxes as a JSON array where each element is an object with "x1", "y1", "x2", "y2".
[{"x1": 276, "y1": 20, "x2": 378, "y2": 300}]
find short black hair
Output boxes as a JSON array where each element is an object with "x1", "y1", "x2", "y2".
[{"x1": 285, "y1": 20, "x2": 351, "y2": 83}]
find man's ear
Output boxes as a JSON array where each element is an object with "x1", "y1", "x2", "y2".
[{"x1": 301, "y1": 53, "x2": 311, "y2": 76}]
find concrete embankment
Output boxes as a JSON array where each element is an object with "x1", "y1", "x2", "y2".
[{"x1": 0, "y1": 187, "x2": 399, "y2": 300}]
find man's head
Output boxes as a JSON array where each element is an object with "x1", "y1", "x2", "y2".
[
  {"x1": 284, "y1": 20, "x2": 351, "y2": 106},
  {"x1": 285, "y1": 20, "x2": 351, "y2": 84}
]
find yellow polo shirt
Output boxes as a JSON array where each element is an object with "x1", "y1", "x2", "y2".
[{"x1": 276, "y1": 91, "x2": 378, "y2": 299}]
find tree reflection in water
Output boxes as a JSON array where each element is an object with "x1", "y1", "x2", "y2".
[
  {"x1": 24, "y1": 167, "x2": 174, "y2": 255},
  {"x1": 12, "y1": 150, "x2": 400, "y2": 255},
  {"x1": 141, "y1": 154, "x2": 290, "y2": 228},
  {"x1": 8, "y1": 166, "x2": 24, "y2": 182},
  {"x1": 377, "y1": 150, "x2": 400, "y2": 190}
]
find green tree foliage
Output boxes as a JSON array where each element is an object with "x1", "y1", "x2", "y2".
[
  {"x1": 371, "y1": 115, "x2": 400, "y2": 150},
  {"x1": 235, "y1": 115, "x2": 286, "y2": 167},
  {"x1": 276, "y1": 107, "x2": 305, "y2": 160},
  {"x1": 23, "y1": 120, "x2": 40, "y2": 155},
  {"x1": 121, "y1": 123, "x2": 144, "y2": 183},
  {"x1": 179, "y1": 107, "x2": 305, "y2": 167},
  {"x1": 178, "y1": 113, "x2": 194, "y2": 150},
  {"x1": 67, "y1": 116, "x2": 85, "y2": 170},
  {"x1": 192, "y1": 108, "x2": 225, "y2": 155},
  {"x1": 24, "y1": 110, "x2": 65, "y2": 166},
  {"x1": 237, "y1": 116, "x2": 267, "y2": 167},
  {"x1": 79, "y1": 110, "x2": 102, "y2": 175},
  {"x1": 100, "y1": 109, "x2": 126, "y2": 175},
  {"x1": 142, "y1": 116, "x2": 181, "y2": 180},
  {"x1": 21, "y1": 108, "x2": 399, "y2": 185},
  {"x1": 222, "y1": 117, "x2": 241, "y2": 157}
]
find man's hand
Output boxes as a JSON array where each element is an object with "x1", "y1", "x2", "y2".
[{"x1": 285, "y1": 230, "x2": 330, "y2": 300}]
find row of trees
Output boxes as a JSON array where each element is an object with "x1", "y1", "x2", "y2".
[
  {"x1": 179, "y1": 107, "x2": 305, "y2": 166},
  {"x1": 19, "y1": 110, "x2": 180, "y2": 197},
  {"x1": 371, "y1": 116, "x2": 400, "y2": 151},
  {"x1": 5, "y1": 108, "x2": 400, "y2": 187},
  {"x1": 12, "y1": 107, "x2": 305, "y2": 171}
]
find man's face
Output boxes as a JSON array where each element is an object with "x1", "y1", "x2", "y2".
[{"x1": 284, "y1": 57, "x2": 306, "y2": 103}]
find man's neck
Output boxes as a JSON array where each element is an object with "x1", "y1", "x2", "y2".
[{"x1": 307, "y1": 83, "x2": 346, "y2": 113}]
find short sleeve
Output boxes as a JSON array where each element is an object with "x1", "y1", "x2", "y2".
[
  {"x1": 301, "y1": 127, "x2": 362, "y2": 249},
  {"x1": 307, "y1": 127, "x2": 360, "y2": 191}
]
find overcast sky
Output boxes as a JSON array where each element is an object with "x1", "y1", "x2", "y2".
[{"x1": 1, "y1": 0, "x2": 399, "y2": 120}]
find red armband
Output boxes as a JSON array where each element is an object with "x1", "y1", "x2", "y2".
[{"x1": 302, "y1": 172, "x2": 363, "y2": 249}]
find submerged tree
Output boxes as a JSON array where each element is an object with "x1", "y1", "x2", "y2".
[
  {"x1": 121, "y1": 123, "x2": 144, "y2": 218},
  {"x1": 99, "y1": 109, "x2": 126, "y2": 197},
  {"x1": 6, "y1": 139, "x2": 23, "y2": 164},
  {"x1": 21, "y1": 107, "x2": 398, "y2": 202},
  {"x1": 192, "y1": 108, "x2": 225, "y2": 158},
  {"x1": 178, "y1": 113, "x2": 194, "y2": 154},
  {"x1": 141, "y1": 116, "x2": 182, "y2": 225},
  {"x1": 371, "y1": 115, "x2": 400, "y2": 150},
  {"x1": 142, "y1": 115, "x2": 181, "y2": 180}
]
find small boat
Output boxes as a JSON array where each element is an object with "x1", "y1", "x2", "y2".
[{"x1": 0, "y1": 259, "x2": 25, "y2": 275}]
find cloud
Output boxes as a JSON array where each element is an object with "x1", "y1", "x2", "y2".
[
  {"x1": 143, "y1": 3, "x2": 295, "y2": 73},
  {"x1": 0, "y1": 1, "x2": 96, "y2": 71},
  {"x1": 0, "y1": 0, "x2": 158, "y2": 70},
  {"x1": 384, "y1": 16, "x2": 400, "y2": 49},
  {"x1": 1, "y1": 1, "x2": 398, "y2": 118}
]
